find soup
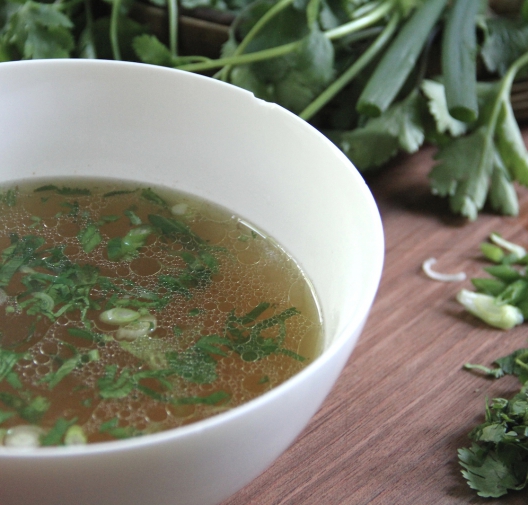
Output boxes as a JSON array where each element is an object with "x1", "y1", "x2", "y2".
[{"x1": 0, "y1": 179, "x2": 322, "y2": 447}]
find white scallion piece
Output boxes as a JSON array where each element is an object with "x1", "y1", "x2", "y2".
[
  {"x1": 456, "y1": 289, "x2": 524, "y2": 330},
  {"x1": 422, "y1": 257, "x2": 466, "y2": 282},
  {"x1": 64, "y1": 425, "x2": 88, "y2": 446},
  {"x1": 171, "y1": 203, "x2": 188, "y2": 216},
  {"x1": 3, "y1": 425, "x2": 46, "y2": 448},
  {"x1": 490, "y1": 232, "x2": 527, "y2": 261},
  {"x1": 100, "y1": 307, "x2": 141, "y2": 325},
  {"x1": 116, "y1": 314, "x2": 157, "y2": 341}
]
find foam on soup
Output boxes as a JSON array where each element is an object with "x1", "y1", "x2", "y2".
[{"x1": 0, "y1": 179, "x2": 322, "y2": 446}]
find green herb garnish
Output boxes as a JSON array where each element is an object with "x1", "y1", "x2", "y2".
[
  {"x1": 40, "y1": 417, "x2": 78, "y2": 446},
  {"x1": 460, "y1": 348, "x2": 528, "y2": 497}
]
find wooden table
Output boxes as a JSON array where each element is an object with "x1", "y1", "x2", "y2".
[{"x1": 222, "y1": 138, "x2": 528, "y2": 504}]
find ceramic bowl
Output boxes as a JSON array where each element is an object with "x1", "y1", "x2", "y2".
[{"x1": 0, "y1": 59, "x2": 384, "y2": 505}]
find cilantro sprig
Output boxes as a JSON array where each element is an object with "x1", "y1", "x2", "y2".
[{"x1": 460, "y1": 348, "x2": 528, "y2": 498}]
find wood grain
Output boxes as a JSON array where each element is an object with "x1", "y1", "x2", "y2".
[{"x1": 221, "y1": 136, "x2": 528, "y2": 505}]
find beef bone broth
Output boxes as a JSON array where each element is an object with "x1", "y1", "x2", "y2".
[{"x1": 0, "y1": 179, "x2": 322, "y2": 446}]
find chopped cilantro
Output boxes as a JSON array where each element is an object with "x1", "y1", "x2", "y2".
[
  {"x1": 41, "y1": 354, "x2": 82, "y2": 389},
  {"x1": 99, "y1": 417, "x2": 143, "y2": 439},
  {"x1": 35, "y1": 185, "x2": 90, "y2": 196},
  {"x1": 97, "y1": 365, "x2": 135, "y2": 399},
  {"x1": 103, "y1": 189, "x2": 137, "y2": 198},
  {"x1": 0, "y1": 409, "x2": 15, "y2": 425},
  {"x1": 166, "y1": 347, "x2": 218, "y2": 384},
  {"x1": 0, "y1": 189, "x2": 17, "y2": 207},
  {"x1": 172, "y1": 390, "x2": 230, "y2": 406},
  {"x1": 141, "y1": 188, "x2": 167, "y2": 207},
  {"x1": 107, "y1": 225, "x2": 153, "y2": 261},
  {"x1": 0, "y1": 392, "x2": 50, "y2": 423},
  {"x1": 40, "y1": 417, "x2": 78, "y2": 446},
  {"x1": 0, "y1": 349, "x2": 26, "y2": 383}
]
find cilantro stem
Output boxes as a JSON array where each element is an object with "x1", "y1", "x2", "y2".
[
  {"x1": 324, "y1": 0, "x2": 394, "y2": 41},
  {"x1": 299, "y1": 12, "x2": 400, "y2": 121},
  {"x1": 218, "y1": 0, "x2": 296, "y2": 81},
  {"x1": 167, "y1": 0, "x2": 178, "y2": 57},
  {"x1": 514, "y1": 357, "x2": 528, "y2": 372},
  {"x1": 83, "y1": 0, "x2": 97, "y2": 58},
  {"x1": 110, "y1": 0, "x2": 122, "y2": 60},
  {"x1": 488, "y1": 50, "x2": 528, "y2": 137},
  {"x1": 176, "y1": 0, "x2": 396, "y2": 75},
  {"x1": 235, "y1": 0, "x2": 295, "y2": 56},
  {"x1": 176, "y1": 41, "x2": 299, "y2": 72}
]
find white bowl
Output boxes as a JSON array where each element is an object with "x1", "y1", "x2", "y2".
[{"x1": 0, "y1": 59, "x2": 383, "y2": 505}]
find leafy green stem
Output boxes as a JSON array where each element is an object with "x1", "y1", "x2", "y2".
[
  {"x1": 300, "y1": 11, "x2": 400, "y2": 121},
  {"x1": 218, "y1": 0, "x2": 296, "y2": 81},
  {"x1": 236, "y1": 0, "x2": 295, "y2": 56},
  {"x1": 110, "y1": 0, "x2": 123, "y2": 60},
  {"x1": 167, "y1": 0, "x2": 178, "y2": 57},
  {"x1": 176, "y1": 41, "x2": 299, "y2": 72},
  {"x1": 82, "y1": 0, "x2": 97, "y2": 58},
  {"x1": 488, "y1": 50, "x2": 528, "y2": 137},
  {"x1": 177, "y1": 0, "x2": 396, "y2": 74},
  {"x1": 515, "y1": 356, "x2": 528, "y2": 372},
  {"x1": 324, "y1": 0, "x2": 394, "y2": 41}
]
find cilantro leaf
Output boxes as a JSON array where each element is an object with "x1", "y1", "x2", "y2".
[
  {"x1": 273, "y1": 28, "x2": 335, "y2": 114},
  {"x1": 229, "y1": 0, "x2": 336, "y2": 114},
  {"x1": 99, "y1": 417, "x2": 143, "y2": 439},
  {"x1": 0, "y1": 349, "x2": 25, "y2": 383},
  {"x1": 0, "y1": 408, "x2": 15, "y2": 424},
  {"x1": 41, "y1": 355, "x2": 82, "y2": 389},
  {"x1": 97, "y1": 365, "x2": 135, "y2": 399},
  {"x1": 148, "y1": 214, "x2": 204, "y2": 246},
  {"x1": 466, "y1": 348, "x2": 528, "y2": 383},
  {"x1": 0, "y1": 189, "x2": 17, "y2": 207},
  {"x1": 40, "y1": 417, "x2": 78, "y2": 447},
  {"x1": 337, "y1": 89, "x2": 425, "y2": 171},
  {"x1": 141, "y1": 188, "x2": 167, "y2": 207},
  {"x1": 0, "y1": 235, "x2": 45, "y2": 286},
  {"x1": 224, "y1": 304, "x2": 302, "y2": 361},
  {"x1": 107, "y1": 225, "x2": 153, "y2": 261},
  {"x1": 0, "y1": 391, "x2": 50, "y2": 423},
  {"x1": 77, "y1": 224, "x2": 103, "y2": 253},
  {"x1": 166, "y1": 347, "x2": 218, "y2": 384},
  {"x1": 1, "y1": 1, "x2": 74, "y2": 59},
  {"x1": 133, "y1": 34, "x2": 185, "y2": 67},
  {"x1": 421, "y1": 79, "x2": 467, "y2": 137},
  {"x1": 481, "y1": 17, "x2": 528, "y2": 76},
  {"x1": 429, "y1": 126, "x2": 494, "y2": 220},
  {"x1": 459, "y1": 443, "x2": 528, "y2": 498}
]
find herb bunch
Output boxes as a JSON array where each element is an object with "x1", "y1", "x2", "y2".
[
  {"x1": 2, "y1": 0, "x2": 528, "y2": 219},
  {"x1": 460, "y1": 348, "x2": 528, "y2": 498}
]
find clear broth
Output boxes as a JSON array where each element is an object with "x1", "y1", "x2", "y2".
[{"x1": 0, "y1": 179, "x2": 322, "y2": 446}]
